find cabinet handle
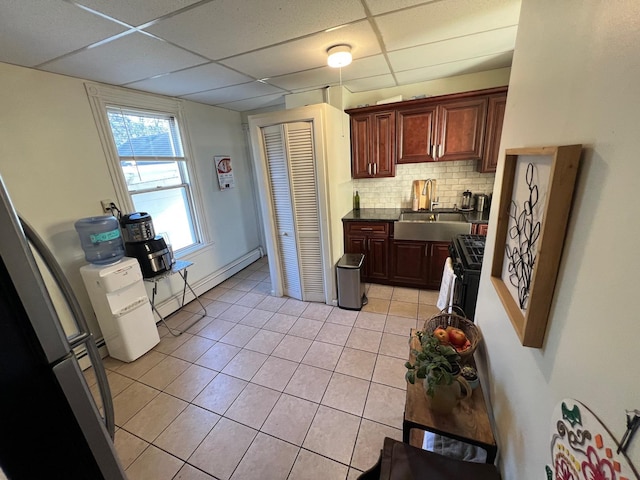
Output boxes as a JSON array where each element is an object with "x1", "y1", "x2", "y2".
[
  {"x1": 373, "y1": 163, "x2": 377, "y2": 175},
  {"x1": 368, "y1": 163, "x2": 372, "y2": 175},
  {"x1": 430, "y1": 144, "x2": 435, "y2": 158},
  {"x1": 439, "y1": 144, "x2": 444, "y2": 158},
  {"x1": 367, "y1": 238, "x2": 370, "y2": 250},
  {"x1": 361, "y1": 228, "x2": 373, "y2": 231},
  {"x1": 425, "y1": 245, "x2": 428, "y2": 256}
]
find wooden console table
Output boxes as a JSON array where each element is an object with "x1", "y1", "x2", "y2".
[{"x1": 403, "y1": 329, "x2": 497, "y2": 463}]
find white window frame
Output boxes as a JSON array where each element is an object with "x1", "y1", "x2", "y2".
[{"x1": 85, "y1": 83, "x2": 209, "y2": 255}]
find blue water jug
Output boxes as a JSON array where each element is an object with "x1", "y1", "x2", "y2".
[{"x1": 74, "y1": 216, "x2": 125, "y2": 265}]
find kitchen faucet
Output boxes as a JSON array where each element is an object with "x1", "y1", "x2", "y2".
[{"x1": 422, "y1": 179, "x2": 439, "y2": 210}]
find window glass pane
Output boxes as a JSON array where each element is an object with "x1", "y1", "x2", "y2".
[
  {"x1": 131, "y1": 188, "x2": 196, "y2": 251},
  {"x1": 107, "y1": 109, "x2": 183, "y2": 157},
  {"x1": 122, "y1": 160, "x2": 183, "y2": 190}
]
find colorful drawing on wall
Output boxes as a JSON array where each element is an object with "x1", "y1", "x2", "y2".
[
  {"x1": 546, "y1": 398, "x2": 639, "y2": 480},
  {"x1": 215, "y1": 155, "x2": 235, "y2": 190}
]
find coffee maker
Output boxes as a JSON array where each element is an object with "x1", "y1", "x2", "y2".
[
  {"x1": 461, "y1": 190, "x2": 473, "y2": 210},
  {"x1": 120, "y1": 212, "x2": 173, "y2": 278}
]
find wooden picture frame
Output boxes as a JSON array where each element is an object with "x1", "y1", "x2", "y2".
[{"x1": 490, "y1": 145, "x2": 582, "y2": 347}]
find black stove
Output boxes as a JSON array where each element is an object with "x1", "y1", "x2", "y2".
[
  {"x1": 455, "y1": 234, "x2": 486, "y2": 271},
  {"x1": 448, "y1": 234, "x2": 487, "y2": 320}
]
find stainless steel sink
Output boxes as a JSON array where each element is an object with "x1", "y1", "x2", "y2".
[
  {"x1": 399, "y1": 212, "x2": 467, "y2": 222},
  {"x1": 394, "y1": 211, "x2": 471, "y2": 241}
]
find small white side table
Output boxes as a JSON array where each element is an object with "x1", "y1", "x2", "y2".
[{"x1": 145, "y1": 260, "x2": 206, "y2": 336}]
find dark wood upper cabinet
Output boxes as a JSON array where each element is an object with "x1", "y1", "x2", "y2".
[
  {"x1": 397, "y1": 106, "x2": 437, "y2": 163},
  {"x1": 436, "y1": 97, "x2": 487, "y2": 162},
  {"x1": 477, "y1": 92, "x2": 507, "y2": 173},
  {"x1": 347, "y1": 87, "x2": 507, "y2": 175},
  {"x1": 397, "y1": 96, "x2": 487, "y2": 164},
  {"x1": 350, "y1": 110, "x2": 396, "y2": 178}
]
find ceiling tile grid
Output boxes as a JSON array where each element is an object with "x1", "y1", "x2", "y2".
[{"x1": 0, "y1": 0, "x2": 521, "y2": 111}]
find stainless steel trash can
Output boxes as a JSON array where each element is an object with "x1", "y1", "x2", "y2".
[{"x1": 336, "y1": 253, "x2": 367, "y2": 310}]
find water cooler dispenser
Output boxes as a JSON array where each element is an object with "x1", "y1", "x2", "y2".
[{"x1": 80, "y1": 258, "x2": 159, "y2": 362}]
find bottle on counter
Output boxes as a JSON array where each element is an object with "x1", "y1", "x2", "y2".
[
  {"x1": 353, "y1": 191, "x2": 360, "y2": 211},
  {"x1": 411, "y1": 191, "x2": 419, "y2": 211}
]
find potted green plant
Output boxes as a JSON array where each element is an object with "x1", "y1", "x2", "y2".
[{"x1": 405, "y1": 331, "x2": 471, "y2": 414}]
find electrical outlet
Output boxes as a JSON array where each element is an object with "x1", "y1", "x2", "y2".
[{"x1": 100, "y1": 199, "x2": 114, "y2": 214}]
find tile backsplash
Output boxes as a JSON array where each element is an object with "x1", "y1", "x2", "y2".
[{"x1": 352, "y1": 160, "x2": 496, "y2": 209}]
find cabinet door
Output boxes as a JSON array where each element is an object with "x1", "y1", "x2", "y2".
[
  {"x1": 367, "y1": 237, "x2": 389, "y2": 280},
  {"x1": 436, "y1": 98, "x2": 487, "y2": 162},
  {"x1": 350, "y1": 112, "x2": 395, "y2": 178},
  {"x1": 474, "y1": 223, "x2": 489, "y2": 236},
  {"x1": 426, "y1": 242, "x2": 451, "y2": 290},
  {"x1": 390, "y1": 240, "x2": 428, "y2": 287},
  {"x1": 478, "y1": 94, "x2": 507, "y2": 173},
  {"x1": 371, "y1": 111, "x2": 396, "y2": 177},
  {"x1": 397, "y1": 106, "x2": 437, "y2": 163},
  {"x1": 350, "y1": 114, "x2": 371, "y2": 178}
]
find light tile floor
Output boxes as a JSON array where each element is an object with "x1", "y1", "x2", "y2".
[{"x1": 85, "y1": 257, "x2": 443, "y2": 480}]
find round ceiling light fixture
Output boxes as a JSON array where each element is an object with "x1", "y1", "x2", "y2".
[{"x1": 327, "y1": 44, "x2": 352, "y2": 68}]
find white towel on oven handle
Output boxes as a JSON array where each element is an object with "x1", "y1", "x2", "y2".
[{"x1": 436, "y1": 257, "x2": 456, "y2": 312}]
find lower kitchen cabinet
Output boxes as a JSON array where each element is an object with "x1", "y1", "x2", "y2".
[
  {"x1": 472, "y1": 223, "x2": 489, "y2": 236},
  {"x1": 390, "y1": 240, "x2": 450, "y2": 289},
  {"x1": 344, "y1": 221, "x2": 390, "y2": 282},
  {"x1": 390, "y1": 241, "x2": 428, "y2": 287},
  {"x1": 425, "y1": 242, "x2": 450, "y2": 290},
  {"x1": 344, "y1": 220, "x2": 453, "y2": 289}
]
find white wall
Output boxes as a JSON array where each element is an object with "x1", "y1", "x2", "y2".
[
  {"x1": 0, "y1": 62, "x2": 262, "y2": 341},
  {"x1": 475, "y1": 1, "x2": 640, "y2": 477}
]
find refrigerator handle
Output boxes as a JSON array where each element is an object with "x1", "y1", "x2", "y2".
[
  {"x1": 82, "y1": 331, "x2": 116, "y2": 438},
  {"x1": 20, "y1": 216, "x2": 116, "y2": 439}
]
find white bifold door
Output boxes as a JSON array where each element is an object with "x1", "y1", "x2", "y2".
[{"x1": 260, "y1": 122, "x2": 325, "y2": 302}]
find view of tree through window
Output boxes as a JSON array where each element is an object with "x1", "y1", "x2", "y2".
[{"x1": 106, "y1": 107, "x2": 198, "y2": 252}]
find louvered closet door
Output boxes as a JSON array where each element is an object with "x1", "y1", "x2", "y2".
[
  {"x1": 262, "y1": 125, "x2": 302, "y2": 299},
  {"x1": 261, "y1": 122, "x2": 325, "y2": 302},
  {"x1": 285, "y1": 122, "x2": 325, "y2": 302}
]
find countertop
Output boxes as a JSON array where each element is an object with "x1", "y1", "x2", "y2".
[{"x1": 342, "y1": 208, "x2": 489, "y2": 224}]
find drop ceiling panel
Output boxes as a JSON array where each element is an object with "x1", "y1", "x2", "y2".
[
  {"x1": 40, "y1": 32, "x2": 207, "y2": 85},
  {"x1": 181, "y1": 82, "x2": 285, "y2": 105},
  {"x1": 376, "y1": 0, "x2": 521, "y2": 51},
  {"x1": 269, "y1": 56, "x2": 392, "y2": 92},
  {"x1": 364, "y1": 0, "x2": 437, "y2": 16},
  {"x1": 126, "y1": 63, "x2": 253, "y2": 97},
  {"x1": 0, "y1": 0, "x2": 521, "y2": 112},
  {"x1": 145, "y1": 0, "x2": 367, "y2": 60},
  {"x1": 218, "y1": 93, "x2": 286, "y2": 112},
  {"x1": 395, "y1": 51, "x2": 513, "y2": 85},
  {"x1": 388, "y1": 25, "x2": 517, "y2": 72},
  {"x1": 220, "y1": 20, "x2": 380, "y2": 80},
  {"x1": 0, "y1": 0, "x2": 127, "y2": 66},
  {"x1": 75, "y1": 0, "x2": 203, "y2": 27}
]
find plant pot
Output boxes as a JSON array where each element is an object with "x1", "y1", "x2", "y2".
[
  {"x1": 463, "y1": 376, "x2": 479, "y2": 390},
  {"x1": 423, "y1": 375, "x2": 471, "y2": 414}
]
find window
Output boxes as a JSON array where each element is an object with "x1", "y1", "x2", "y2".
[
  {"x1": 86, "y1": 83, "x2": 205, "y2": 254},
  {"x1": 106, "y1": 108, "x2": 197, "y2": 251}
]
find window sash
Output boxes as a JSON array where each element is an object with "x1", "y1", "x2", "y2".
[
  {"x1": 85, "y1": 82, "x2": 209, "y2": 252},
  {"x1": 106, "y1": 107, "x2": 198, "y2": 251}
]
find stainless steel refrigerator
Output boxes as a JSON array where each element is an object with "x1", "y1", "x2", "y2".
[{"x1": 0, "y1": 176, "x2": 126, "y2": 479}]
